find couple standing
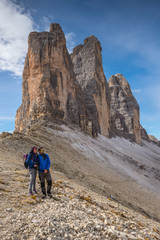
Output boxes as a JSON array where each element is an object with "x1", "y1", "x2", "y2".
[{"x1": 27, "y1": 147, "x2": 52, "y2": 199}]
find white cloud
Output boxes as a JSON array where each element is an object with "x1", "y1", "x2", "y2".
[
  {"x1": 0, "y1": 116, "x2": 15, "y2": 121},
  {"x1": 0, "y1": 0, "x2": 34, "y2": 77},
  {"x1": 132, "y1": 89, "x2": 141, "y2": 93},
  {"x1": 65, "y1": 32, "x2": 76, "y2": 53}
]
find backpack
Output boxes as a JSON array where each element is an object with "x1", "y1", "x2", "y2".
[{"x1": 23, "y1": 154, "x2": 29, "y2": 169}]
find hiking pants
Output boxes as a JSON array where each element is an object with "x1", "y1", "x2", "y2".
[
  {"x1": 29, "y1": 168, "x2": 37, "y2": 193},
  {"x1": 39, "y1": 171, "x2": 52, "y2": 195}
]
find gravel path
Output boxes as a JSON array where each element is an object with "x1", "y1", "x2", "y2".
[{"x1": 0, "y1": 163, "x2": 160, "y2": 240}]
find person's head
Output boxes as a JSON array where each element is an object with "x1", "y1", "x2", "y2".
[
  {"x1": 32, "y1": 147, "x2": 37, "y2": 154},
  {"x1": 38, "y1": 147, "x2": 44, "y2": 154}
]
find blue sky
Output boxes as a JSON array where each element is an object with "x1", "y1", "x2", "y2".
[{"x1": 0, "y1": 0, "x2": 160, "y2": 139}]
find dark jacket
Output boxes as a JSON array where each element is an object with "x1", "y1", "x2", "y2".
[
  {"x1": 38, "y1": 154, "x2": 51, "y2": 172},
  {"x1": 27, "y1": 152, "x2": 39, "y2": 169}
]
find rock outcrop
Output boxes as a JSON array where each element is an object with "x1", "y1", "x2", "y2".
[
  {"x1": 140, "y1": 125, "x2": 150, "y2": 142},
  {"x1": 109, "y1": 74, "x2": 142, "y2": 144},
  {"x1": 149, "y1": 135, "x2": 160, "y2": 147},
  {"x1": 15, "y1": 23, "x2": 85, "y2": 132},
  {"x1": 16, "y1": 22, "x2": 159, "y2": 146},
  {"x1": 15, "y1": 23, "x2": 110, "y2": 137},
  {"x1": 71, "y1": 36, "x2": 110, "y2": 137}
]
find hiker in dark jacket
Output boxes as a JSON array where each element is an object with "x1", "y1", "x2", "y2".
[
  {"x1": 38, "y1": 147, "x2": 52, "y2": 198},
  {"x1": 27, "y1": 147, "x2": 39, "y2": 196}
]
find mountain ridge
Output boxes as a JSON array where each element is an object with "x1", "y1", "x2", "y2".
[{"x1": 15, "y1": 22, "x2": 160, "y2": 146}]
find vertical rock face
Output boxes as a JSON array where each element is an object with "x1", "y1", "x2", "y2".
[
  {"x1": 16, "y1": 22, "x2": 153, "y2": 145},
  {"x1": 109, "y1": 74, "x2": 142, "y2": 144},
  {"x1": 71, "y1": 36, "x2": 110, "y2": 137},
  {"x1": 15, "y1": 23, "x2": 82, "y2": 132}
]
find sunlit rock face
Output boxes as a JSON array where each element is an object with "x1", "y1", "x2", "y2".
[
  {"x1": 109, "y1": 74, "x2": 142, "y2": 144},
  {"x1": 15, "y1": 25, "x2": 111, "y2": 137},
  {"x1": 15, "y1": 23, "x2": 85, "y2": 132},
  {"x1": 16, "y1": 23, "x2": 149, "y2": 145}
]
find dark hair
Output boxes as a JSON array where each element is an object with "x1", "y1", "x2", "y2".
[
  {"x1": 32, "y1": 146, "x2": 37, "y2": 150},
  {"x1": 38, "y1": 147, "x2": 43, "y2": 152},
  {"x1": 30, "y1": 147, "x2": 37, "y2": 153}
]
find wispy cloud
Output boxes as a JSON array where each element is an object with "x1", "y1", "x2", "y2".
[
  {"x1": 0, "y1": 0, "x2": 34, "y2": 77},
  {"x1": 0, "y1": 116, "x2": 15, "y2": 121},
  {"x1": 106, "y1": 30, "x2": 160, "y2": 76},
  {"x1": 132, "y1": 89, "x2": 141, "y2": 93},
  {"x1": 41, "y1": 15, "x2": 54, "y2": 31},
  {"x1": 65, "y1": 32, "x2": 76, "y2": 53}
]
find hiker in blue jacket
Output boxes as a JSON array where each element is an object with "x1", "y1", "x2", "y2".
[
  {"x1": 38, "y1": 147, "x2": 52, "y2": 198},
  {"x1": 27, "y1": 147, "x2": 39, "y2": 196}
]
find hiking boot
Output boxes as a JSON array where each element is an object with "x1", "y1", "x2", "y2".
[
  {"x1": 42, "y1": 194, "x2": 46, "y2": 199},
  {"x1": 29, "y1": 192, "x2": 33, "y2": 196},
  {"x1": 48, "y1": 193, "x2": 53, "y2": 198},
  {"x1": 33, "y1": 190, "x2": 37, "y2": 194}
]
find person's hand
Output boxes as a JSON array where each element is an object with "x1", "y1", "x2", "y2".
[
  {"x1": 34, "y1": 165, "x2": 37, "y2": 167},
  {"x1": 44, "y1": 169, "x2": 48, "y2": 173}
]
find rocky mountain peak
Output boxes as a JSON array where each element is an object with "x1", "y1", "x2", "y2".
[
  {"x1": 15, "y1": 23, "x2": 79, "y2": 132},
  {"x1": 71, "y1": 34, "x2": 110, "y2": 137},
  {"x1": 49, "y1": 22, "x2": 65, "y2": 41},
  {"x1": 109, "y1": 74, "x2": 141, "y2": 144},
  {"x1": 15, "y1": 23, "x2": 158, "y2": 145},
  {"x1": 83, "y1": 35, "x2": 102, "y2": 49},
  {"x1": 110, "y1": 73, "x2": 129, "y2": 85},
  {"x1": 71, "y1": 35, "x2": 103, "y2": 88},
  {"x1": 49, "y1": 22, "x2": 63, "y2": 32},
  {"x1": 109, "y1": 74, "x2": 136, "y2": 99},
  {"x1": 15, "y1": 23, "x2": 110, "y2": 137}
]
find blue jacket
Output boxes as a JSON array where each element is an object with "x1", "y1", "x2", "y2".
[
  {"x1": 27, "y1": 152, "x2": 39, "y2": 169},
  {"x1": 38, "y1": 154, "x2": 51, "y2": 172}
]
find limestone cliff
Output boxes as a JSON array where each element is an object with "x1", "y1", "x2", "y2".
[
  {"x1": 15, "y1": 23, "x2": 85, "y2": 132},
  {"x1": 16, "y1": 22, "x2": 158, "y2": 146},
  {"x1": 109, "y1": 74, "x2": 142, "y2": 144},
  {"x1": 16, "y1": 26, "x2": 111, "y2": 137},
  {"x1": 71, "y1": 36, "x2": 110, "y2": 137}
]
